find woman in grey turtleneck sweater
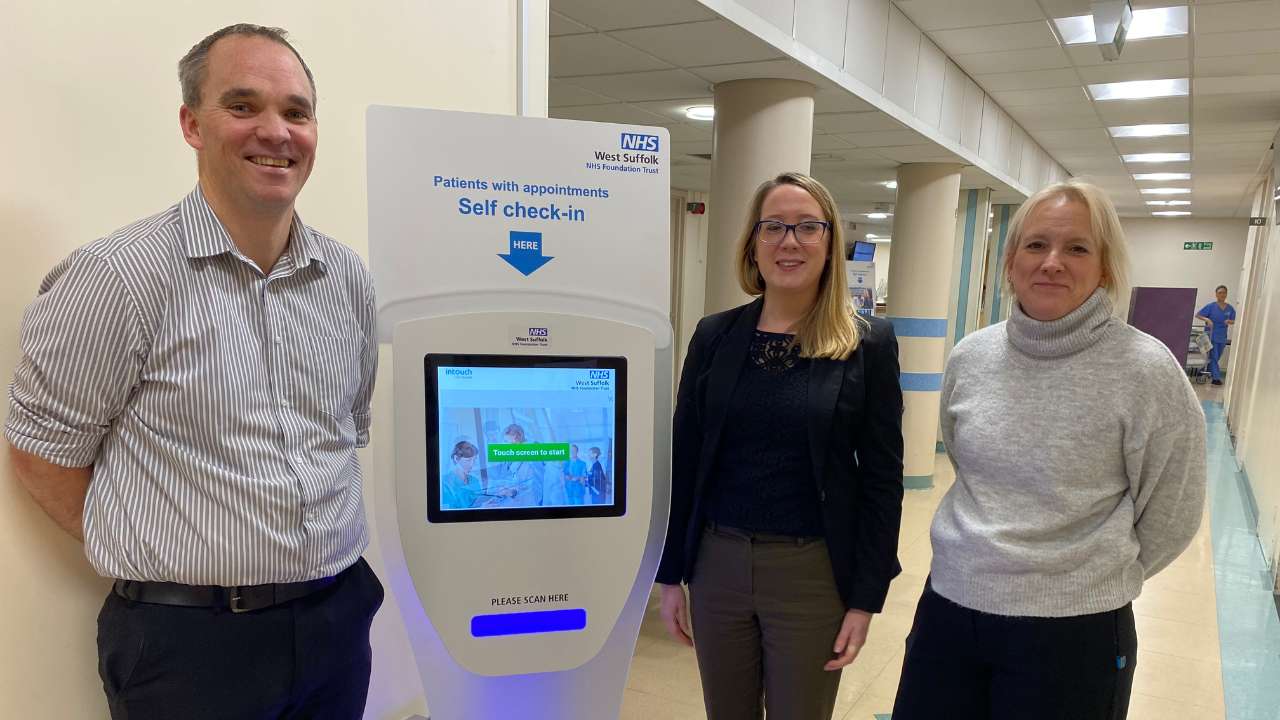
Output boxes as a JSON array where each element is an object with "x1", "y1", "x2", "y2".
[{"x1": 892, "y1": 180, "x2": 1206, "y2": 720}]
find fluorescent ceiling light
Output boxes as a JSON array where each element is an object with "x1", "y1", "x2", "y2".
[
  {"x1": 868, "y1": 237, "x2": 892, "y2": 244},
  {"x1": 882, "y1": 181, "x2": 898, "y2": 190},
  {"x1": 1109, "y1": 124, "x2": 1189, "y2": 138},
  {"x1": 1140, "y1": 188, "x2": 1191, "y2": 195},
  {"x1": 1146, "y1": 200, "x2": 1192, "y2": 206},
  {"x1": 865, "y1": 212, "x2": 892, "y2": 220},
  {"x1": 1055, "y1": 6, "x2": 1188, "y2": 45},
  {"x1": 685, "y1": 105, "x2": 715, "y2": 121},
  {"x1": 1152, "y1": 211, "x2": 1192, "y2": 216},
  {"x1": 1088, "y1": 78, "x2": 1188, "y2": 101},
  {"x1": 1124, "y1": 153, "x2": 1191, "y2": 163},
  {"x1": 1133, "y1": 172, "x2": 1190, "y2": 181}
]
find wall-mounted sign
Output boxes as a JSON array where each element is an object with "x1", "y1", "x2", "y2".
[
  {"x1": 1250, "y1": 217, "x2": 1266, "y2": 226},
  {"x1": 1183, "y1": 241, "x2": 1214, "y2": 251}
]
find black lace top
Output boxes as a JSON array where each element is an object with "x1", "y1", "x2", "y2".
[{"x1": 706, "y1": 330, "x2": 824, "y2": 537}]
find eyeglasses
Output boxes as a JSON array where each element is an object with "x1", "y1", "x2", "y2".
[{"x1": 753, "y1": 220, "x2": 830, "y2": 245}]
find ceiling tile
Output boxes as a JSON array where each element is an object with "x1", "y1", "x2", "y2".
[
  {"x1": 1066, "y1": 36, "x2": 1190, "y2": 66},
  {"x1": 1113, "y1": 136, "x2": 1192, "y2": 153},
  {"x1": 550, "y1": 34, "x2": 671, "y2": 76},
  {"x1": 550, "y1": 10, "x2": 594, "y2": 36},
  {"x1": 1194, "y1": 0, "x2": 1280, "y2": 34},
  {"x1": 688, "y1": 59, "x2": 828, "y2": 84},
  {"x1": 1030, "y1": 127, "x2": 1115, "y2": 149},
  {"x1": 629, "y1": 97, "x2": 714, "y2": 122},
  {"x1": 953, "y1": 47, "x2": 1073, "y2": 75},
  {"x1": 838, "y1": 130, "x2": 933, "y2": 148},
  {"x1": 812, "y1": 134, "x2": 857, "y2": 151},
  {"x1": 665, "y1": 122, "x2": 714, "y2": 141},
  {"x1": 1075, "y1": 60, "x2": 1190, "y2": 84},
  {"x1": 549, "y1": 79, "x2": 619, "y2": 107},
  {"x1": 1196, "y1": 29, "x2": 1280, "y2": 58},
  {"x1": 567, "y1": 69, "x2": 712, "y2": 101},
  {"x1": 874, "y1": 145, "x2": 968, "y2": 163},
  {"x1": 1006, "y1": 103, "x2": 1102, "y2": 130},
  {"x1": 551, "y1": 103, "x2": 671, "y2": 125},
  {"x1": 1195, "y1": 53, "x2": 1280, "y2": 77},
  {"x1": 1194, "y1": 91, "x2": 1280, "y2": 122},
  {"x1": 813, "y1": 88, "x2": 878, "y2": 113},
  {"x1": 1195, "y1": 75, "x2": 1280, "y2": 95},
  {"x1": 1093, "y1": 96, "x2": 1190, "y2": 125},
  {"x1": 609, "y1": 20, "x2": 785, "y2": 67},
  {"x1": 931, "y1": 21, "x2": 1058, "y2": 56},
  {"x1": 991, "y1": 86, "x2": 1092, "y2": 108},
  {"x1": 549, "y1": 0, "x2": 717, "y2": 31},
  {"x1": 814, "y1": 112, "x2": 907, "y2": 134},
  {"x1": 974, "y1": 68, "x2": 1082, "y2": 91}
]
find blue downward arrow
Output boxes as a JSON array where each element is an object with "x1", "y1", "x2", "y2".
[{"x1": 498, "y1": 231, "x2": 554, "y2": 276}]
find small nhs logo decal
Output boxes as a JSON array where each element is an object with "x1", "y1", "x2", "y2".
[
  {"x1": 528, "y1": 327, "x2": 549, "y2": 337},
  {"x1": 620, "y1": 133, "x2": 660, "y2": 152},
  {"x1": 589, "y1": 370, "x2": 610, "y2": 380}
]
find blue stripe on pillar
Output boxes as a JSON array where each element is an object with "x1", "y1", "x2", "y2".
[
  {"x1": 954, "y1": 189, "x2": 979, "y2": 346},
  {"x1": 989, "y1": 204, "x2": 1011, "y2": 325},
  {"x1": 887, "y1": 317, "x2": 948, "y2": 338},
  {"x1": 900, "y1": 372, "x2": 943, "y2": 392}
]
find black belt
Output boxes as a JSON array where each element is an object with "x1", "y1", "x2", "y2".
[{"x1": 112, "y1": 574, "x2": 338, "y2": 614}]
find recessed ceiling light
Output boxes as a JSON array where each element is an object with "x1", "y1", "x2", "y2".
[
  {"x1": 865, "y1": 212, "x2": 892, "y2": 220},
  {"x1": 1146, "y1": 200, "x2": 1192, "y2": 206},
  {"x1": 1124, "y1": 153, "x2": 1191, "y2": 163},
  {"x1": 1140, "y1": 188, "x2": 1191, "y2": 195},
  {"x1": 1054, "y1": 6, "x2": 1188, "y2": 45},
  {"x1": 1088, "y1": 79, "x2": 1188, "y2": 101},
  {"x1": 1109, "y1": 124, "x2": 1189, "y2": 138},
  {"x1": 1133, "y1": 172, "x2": 1191, "y2": 181},
  {"x1": 685, "y1": 105, "x2": 715, "y2": 121},
  {"x1": 882, "y1": 181, "x2": 898, "y2": 190},
  {"x1": 1152, "y1": 211, "x2": 1192, "y2": 216}
]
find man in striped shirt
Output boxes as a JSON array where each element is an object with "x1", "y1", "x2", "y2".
[{"x1": 6, "y1": 24, "x2": 382, "y2": 720}]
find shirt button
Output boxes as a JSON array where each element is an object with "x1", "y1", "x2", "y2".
[
  {"x1": 274, "y1": 335, "x2": 283, "y2": 345},
  {"x1": 279, "y1": 397, "x2": 289, "y2": 406}
]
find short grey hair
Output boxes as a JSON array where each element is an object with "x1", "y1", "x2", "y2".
[{"x1": 178, "y1": 24, "x2": 316, "y2": 110}]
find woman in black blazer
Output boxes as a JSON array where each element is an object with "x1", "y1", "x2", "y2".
[{"x1": 656, "y1": 171, "x2": 904, "y2": 719}]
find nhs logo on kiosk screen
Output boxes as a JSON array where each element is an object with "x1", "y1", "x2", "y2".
[{"x1": 620, "y1": 133, "x2": 660, "y2": 152}]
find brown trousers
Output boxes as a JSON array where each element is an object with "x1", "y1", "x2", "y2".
[{"x1": 689, "y1": 525, "x2": 846, "y2": 720}]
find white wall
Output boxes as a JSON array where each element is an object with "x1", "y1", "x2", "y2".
[
  {"x1": 1118, "y1": 218, "x2": 1250, "y2": 320},
  {"x1": 0, "y1": 3, "x2": 544, "y2": 718}
]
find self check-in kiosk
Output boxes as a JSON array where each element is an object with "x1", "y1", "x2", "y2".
[{"x1": 368, "y1": 106, "x2": 672, "y2": 719}]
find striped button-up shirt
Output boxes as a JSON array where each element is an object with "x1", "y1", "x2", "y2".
[{"x1": 6, "y1": 187, "x2": 377, "y2": 585}]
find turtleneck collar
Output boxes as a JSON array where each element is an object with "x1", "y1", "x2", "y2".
[{"x1": 1006, "y1": 288, "x2": 1115, "y2": 359}]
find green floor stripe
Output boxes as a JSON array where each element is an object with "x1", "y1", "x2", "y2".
[{"x1": 903, "y1": 475, "x2": 933, "y2": 490}]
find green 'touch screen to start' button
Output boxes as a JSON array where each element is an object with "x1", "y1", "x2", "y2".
[{"x1": 486, "y1": 443, "x2": 570, "y2": 462}]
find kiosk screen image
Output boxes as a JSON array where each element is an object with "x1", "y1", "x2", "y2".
[{"x1": 425, "y1": 354, "x2": 627, "y2": 523}]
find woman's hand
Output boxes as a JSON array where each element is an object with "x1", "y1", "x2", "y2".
[
  {"x1": 658, "y1": 583, "x2": 693, "y2": 646},
  {"x1": 824, "y1": 609, "x2": 872, "y2": 671}
]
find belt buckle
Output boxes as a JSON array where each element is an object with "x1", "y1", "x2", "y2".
[{"x1": 229, "y1": 586, "x2": 249, "y2": 614}]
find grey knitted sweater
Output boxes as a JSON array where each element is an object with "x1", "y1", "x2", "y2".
[{"x1": 929, "y1": 289, "x2": 1207, "y2": 617}]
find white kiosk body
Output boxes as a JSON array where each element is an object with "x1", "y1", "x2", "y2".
[{"x1": 368, "y1": 106, "x2": 672, "y2": 719}]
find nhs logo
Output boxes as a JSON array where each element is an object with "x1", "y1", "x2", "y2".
[
  {"x1": 589, "y1": 370, "x2": 611, "y2": 380},
  {"x1": 527, "y1": 327, "x2": 549, "y2": 337},
  {"x1": 620, "y1": 133, "x2": 660, "y2": 152}
]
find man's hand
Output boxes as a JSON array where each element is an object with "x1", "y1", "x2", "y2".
[
  {"x1": 7, "y1": 443, "x2": 92, "y2": 541},
  {"x1": 658, "y1": 583, "x2": 694, "y2": 646},
  {"x1": 825, "y1": 609, "x2": 873, "y2": 671}
]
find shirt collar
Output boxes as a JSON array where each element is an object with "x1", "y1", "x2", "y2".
[{"x1": 178, "y1": 185, "x2": 327, "y2": 271}]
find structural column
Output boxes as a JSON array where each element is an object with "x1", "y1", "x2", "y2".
[
  {"x1": 885, "y1": 163, "x2": 964, "y2": 489},
  {"x1": 705, "y1": 79, "x2": 815, "y2": 313}
]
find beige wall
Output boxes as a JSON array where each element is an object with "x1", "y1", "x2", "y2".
[
  {"x1": 0, "y1": 3, "x2": 546, "y2": 718},
  {"x1": 1119, "y1": 218, "x2": 1250, "y2": 320}
]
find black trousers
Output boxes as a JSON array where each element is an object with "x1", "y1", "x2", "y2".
[
  {"x1": 892, "y1": 582, "x2": 1137, "y2": 720},
  {"x1": 97, "y1": 558, "x2": 384, "y2": 720}
]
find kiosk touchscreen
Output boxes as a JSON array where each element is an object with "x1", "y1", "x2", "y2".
[{"x1": 426, "y1": 355, "x2": 626, "y2": 523}]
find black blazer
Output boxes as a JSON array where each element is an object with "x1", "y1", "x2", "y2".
[{"x1": 656, "y1": 298, "x2": 905, "y2": 613}]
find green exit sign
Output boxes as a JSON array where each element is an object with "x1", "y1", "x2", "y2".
[{"x1": 1183, "y1": 241, "x2": 1214, "y2": 250}]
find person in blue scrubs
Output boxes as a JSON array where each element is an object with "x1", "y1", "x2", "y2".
[
  {"x1": 562, "y1": 444, "x2": 587, "y2": 505},
  {"x1": 442, "y1": 440, "x2": 484, "y2": 509},
  {"x1": 1196, "y1": 285, "x2": 1237, "y2": 385}
]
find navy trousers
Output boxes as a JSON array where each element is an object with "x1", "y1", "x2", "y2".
[
  {"x1": 892, "y1": 582, "x2": 1137, "y2": 720},
  {"x1": 97, "y1": 558, "x2": 384, "y2": 720}
]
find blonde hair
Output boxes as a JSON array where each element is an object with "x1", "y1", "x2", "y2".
[
  {"x1": 1002, "y1": 179, "x2": 1130, "y2": 304},
  {"x1": 736, "y1": 172, "x2": 864, "y2": 359}
]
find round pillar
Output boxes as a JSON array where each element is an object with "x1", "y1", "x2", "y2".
[{"x1": 705, "y1": 79, "x2": 815, "y2": 313}]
